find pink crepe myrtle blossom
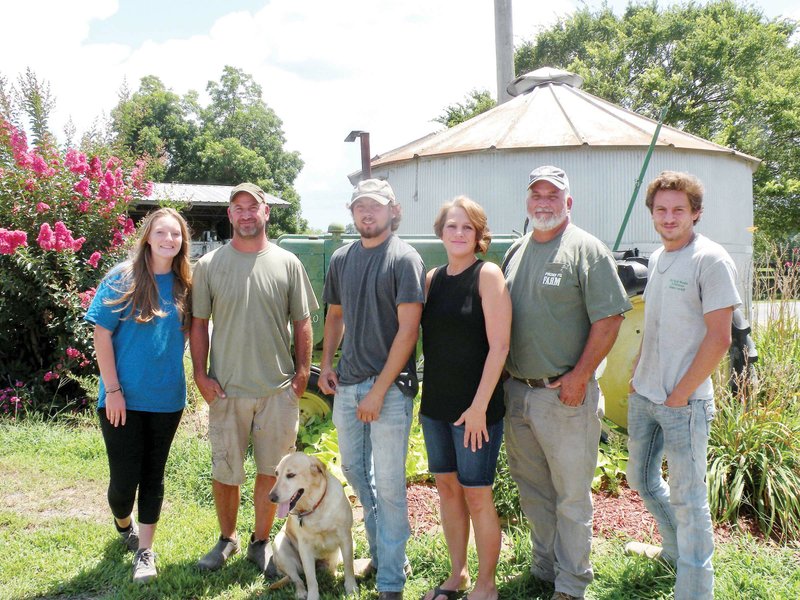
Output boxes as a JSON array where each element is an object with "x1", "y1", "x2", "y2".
[
  {"x1": 110, "y1": 228, "x2": 124, "y2": 248},
  {"x1": 123, "y1": 218, "x2": 135, "y2": 235},
  {"x1": 43, "y1": 371, "x2": 60, "y2": 382},
  {"x1": 36, "y1": 223, "x2": 55, "y2": 250},
  {"x1": 76, "y1": 200, "x2": 89, "y2": 213},
  {"x1": 31, "y1": 153, "x2": 56, "y2": 177},
  {"x1": 0, "y1": 228, "x2": 28, "y2": 255},
  {"x1": 74, "y1": 178, "x2": 91, "y2": 197},
  {"x1": 78, "y1": 287, "x2": 96, "y2": 309},
  {"x1": 35, "y1": 202, "x2": 50, "y2": 213},
  {"x1": 65, "y1": 149, "x2": 89, "y2": 175},
  {"x1": 66, "y1": 347, "x2": 80, "y2": 359},
  {"x1": 25, "y1": 178, "x2": 36, "y2": 191},
  {"x1": 87, "y1": 251, "x2": 102, "y2": 268},
  {"x1": 88, "y1": 156, "x2": 103, "y2": 180}
]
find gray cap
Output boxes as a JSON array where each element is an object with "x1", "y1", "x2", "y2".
[
  {"x1": 230, "y1": 182, "x2": 267, "y2": 203},
  {"x1": 347, "y1": 178, "x2": 396, "y2": 208},
  {"x1": 527, "y1": 165, "x2": 569, "y2": 191}
]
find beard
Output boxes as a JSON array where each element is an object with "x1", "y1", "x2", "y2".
[
  {"x1": 234, "y1": 221, "x2": 266, "y2": 238},
  {"x1": 529, "y1": 208, "x2": 567, "y2": 232},
  {"x1": 355, "y1": 218, "x2": 392, "y2": 239}
]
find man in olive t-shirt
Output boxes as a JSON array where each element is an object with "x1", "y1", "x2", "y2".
[
  {"x1": 190, "y1": 182, "x2": 318, "y2": 575},
  {"x1": 503, "y1": 166, "x2": 631, "y2": 600}
]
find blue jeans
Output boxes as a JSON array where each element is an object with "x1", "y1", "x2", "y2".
[
  {"x1": 332, "y1": 378, "x2": 412, "y2": 593},
  {"x1": 504, "y1": 378, "x2": 601, "y2": 598},
  {"x1": 626, "y1": 392, "x2": 715, "y2": 600}
]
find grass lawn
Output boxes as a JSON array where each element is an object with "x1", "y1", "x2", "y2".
[{"x1": 1, "y1": 414, "x2": 798, "y2": 600}]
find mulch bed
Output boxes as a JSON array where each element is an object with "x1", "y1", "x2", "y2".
[{"x1": 406, "y1": 482, "x2": 765, "y2": 544}]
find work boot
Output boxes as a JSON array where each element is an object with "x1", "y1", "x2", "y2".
[
  {"x1": 624, "y1": 541, "x2": 664, "y2": 560},
  {"x1": 246, "y1": 533, "x2": 277, "y2": 576},
  {"x1": 551, "y1": 592, "x2": 583, "y2": 600},
  {"x1": 197, "y1": 535, "x2": 240, "y2": 571}
]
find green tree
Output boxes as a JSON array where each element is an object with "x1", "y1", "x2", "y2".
[
  {"x1": 435, "y1": 89, "x2": 496, "y2": 128},
  {"x1": 110, "y1": 75, "x2": 199, "y2": 182},
  {"x1": 111, "y1": 67, "x2": 306, "y2": 235},
  {"x1": 513, "y1": 0, "x2": 800, "y2": 240}
]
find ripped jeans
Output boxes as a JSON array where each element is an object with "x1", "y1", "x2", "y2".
[
  {"x1": 626, "y1": 392, "x2": 715, "y2": 600},
  {"x1": 332, "y1": 378, "x2": 412, "y2": 593}
]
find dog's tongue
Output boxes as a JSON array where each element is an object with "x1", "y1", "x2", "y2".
[{"x1": 277, "y1": 501, "x2": 290, "y2": 519}]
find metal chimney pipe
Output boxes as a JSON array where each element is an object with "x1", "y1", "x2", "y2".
[
  {"x1": 494, "y1": 0, "x2": 514, "y2": 105},
  {"x1": 344, "y1": 130, "x2": 372, "y2": 180}
]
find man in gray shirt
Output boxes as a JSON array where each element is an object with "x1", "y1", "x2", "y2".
[
  {"x1": 626, "y1": 171, "x2": 740, "y2": 600},
  {"x1": 319, "y1": 179, "x2": 425, "y2": 600}
]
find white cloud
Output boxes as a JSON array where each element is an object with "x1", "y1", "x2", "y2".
[{"x1": 2, "y1": 0, "x2": 571, "y2": 228}]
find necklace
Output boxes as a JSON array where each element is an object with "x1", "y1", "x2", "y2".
[{"x1": 656, "y1": 233, "x2": 696, "y2": 275}]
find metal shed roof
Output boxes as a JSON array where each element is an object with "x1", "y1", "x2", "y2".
[
  {"x1": 368, "y1": 68, "x2": 760, "y2": 170},
  {"x1": 143, "y1": 182, "x2": 289, "y2": 206}
]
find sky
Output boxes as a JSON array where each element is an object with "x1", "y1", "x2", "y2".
[{"x1": 3, "y1": 0, "x2": 800, "y2": 230}]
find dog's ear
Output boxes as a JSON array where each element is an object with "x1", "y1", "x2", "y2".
[{"x1": 310, "y1": 455, "x2": 327, "y2": 475}]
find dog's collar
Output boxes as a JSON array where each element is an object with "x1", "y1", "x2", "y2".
[{"x1": 293, "y1": 477, "x2": 328, "y2": 526}]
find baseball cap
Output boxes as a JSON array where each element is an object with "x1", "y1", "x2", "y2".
[
  {"x1": 229, "y1": 182, "x2": 267, "y2": 204},
  {"x1": 347, "y1": 178, "x2": 396, "y2": 208},
  {"x1": 527, "y1": 165, "x2": 570, "y2": 191}
]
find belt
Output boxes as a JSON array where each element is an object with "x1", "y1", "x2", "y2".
[{"x1": 512, "y1": 375, "x2": 560, "y2": 388}]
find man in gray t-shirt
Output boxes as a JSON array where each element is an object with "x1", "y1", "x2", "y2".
[
  {"x1": 625, "y1": 172, "x2": 740, "y2": 600},
  {"x1": 320, "y1": 179, "x2": 425, "y2": 600}
]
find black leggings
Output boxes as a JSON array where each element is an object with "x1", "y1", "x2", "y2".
[{"x1": 98, "y1": 408, "x2": 183, "y2": 525}]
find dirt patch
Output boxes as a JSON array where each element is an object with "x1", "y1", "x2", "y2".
[{"x1": 0, "y1": 460, "x2": 106, "y2": 522}]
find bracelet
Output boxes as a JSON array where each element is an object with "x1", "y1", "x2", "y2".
[{"x1": 106, "y1": 386, "x2": 123, "y2": 394}]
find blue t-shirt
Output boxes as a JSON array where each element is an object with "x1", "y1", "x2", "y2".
[{"x1": 84, "y1": 269, "x2": 186, "y2": 412}]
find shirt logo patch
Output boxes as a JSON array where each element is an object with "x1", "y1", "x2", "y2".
[
  {"x1": 668, "y1": 278, "x2": 688, "y2": 292},
  {"x1": 542, "y1": 271, "x2": 562, "y2": 286}
]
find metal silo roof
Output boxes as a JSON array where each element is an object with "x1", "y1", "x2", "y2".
[{"x1": 369, "y1": 68, "x2": 759, "y2": 170}]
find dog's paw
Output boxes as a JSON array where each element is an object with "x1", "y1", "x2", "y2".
[
  {"x1": 295, "y1": 590, "x2": 308, "y2": 600},
  {"x1": 344, "y1": 579, "x2": 358, "y2": 596}
]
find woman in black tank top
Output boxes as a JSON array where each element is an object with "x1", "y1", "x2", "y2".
[{"x1": 420, "y1": 197, "x2": 511, "y2": 600}]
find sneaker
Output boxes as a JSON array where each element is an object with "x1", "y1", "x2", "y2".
[
  {"x1": 355, "y1": 558, "x2": 412, "y2": 579},
  {"x1": 116, "y1": 519, "x2": 139, "y2": 553},
  {"x1": 132, "y1": 548, "x2": 157, "y2": 584},
  {"x1": 246, "y1": 534, "x2": 276, "y2": 575},
  {"x1": 377, "y1": 593, "x2": 403, "y2": 600},
  {"x1": 197, "y1": 535, "x2": 240, "y2": 571},
  {"x1": 624, "y1": 541, "x2": 664, "y2": 560},
  {"x1": 551, "y1": 592, "x2": 583, "y2": 600}
]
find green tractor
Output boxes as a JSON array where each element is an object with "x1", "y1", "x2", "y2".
[{"x1": 277, "y1": 225, "x2": 650, "y2": 430}]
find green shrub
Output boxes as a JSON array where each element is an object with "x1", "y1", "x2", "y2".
[
  {"x1": 708, "y1": 289, "x2": 800, "y2": 541},
  {"x1": 708, "y1": 392, "x2": 800, "y2": 541},
  {"x1": 0, "y1": 119, "x2": 151, "y2": 415}
]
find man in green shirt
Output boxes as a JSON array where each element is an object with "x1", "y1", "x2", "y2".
[
  {"x1": 191, "y1": 182, "x2": 318, "y2": 575},
  {"x1": 503, "y1": 166, "x2": 631, "y2": 600}
]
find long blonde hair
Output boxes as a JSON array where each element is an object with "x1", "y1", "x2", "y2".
[{"x1": 105, "y1": 208, "x2": 192, "y2": 326}]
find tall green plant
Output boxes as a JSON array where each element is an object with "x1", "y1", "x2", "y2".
[
  {"x1": 708, "y1": 392, "x2": 800, "y2": 540},
  {"x1": 709, "y1": 260, "x2": 800, "y2": 541}
]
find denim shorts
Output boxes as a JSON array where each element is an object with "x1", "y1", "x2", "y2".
[{"x1": 421, "y1": 414, "x2": 504, "y2": 487}]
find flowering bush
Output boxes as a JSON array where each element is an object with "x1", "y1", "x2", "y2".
[{"x1": 0, "y1": 119, "x2": 150, "y2": 415}]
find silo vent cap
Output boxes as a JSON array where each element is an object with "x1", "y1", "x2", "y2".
[{"x1": 507, "y1": 67, "x2": 584, "y2": 97}]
